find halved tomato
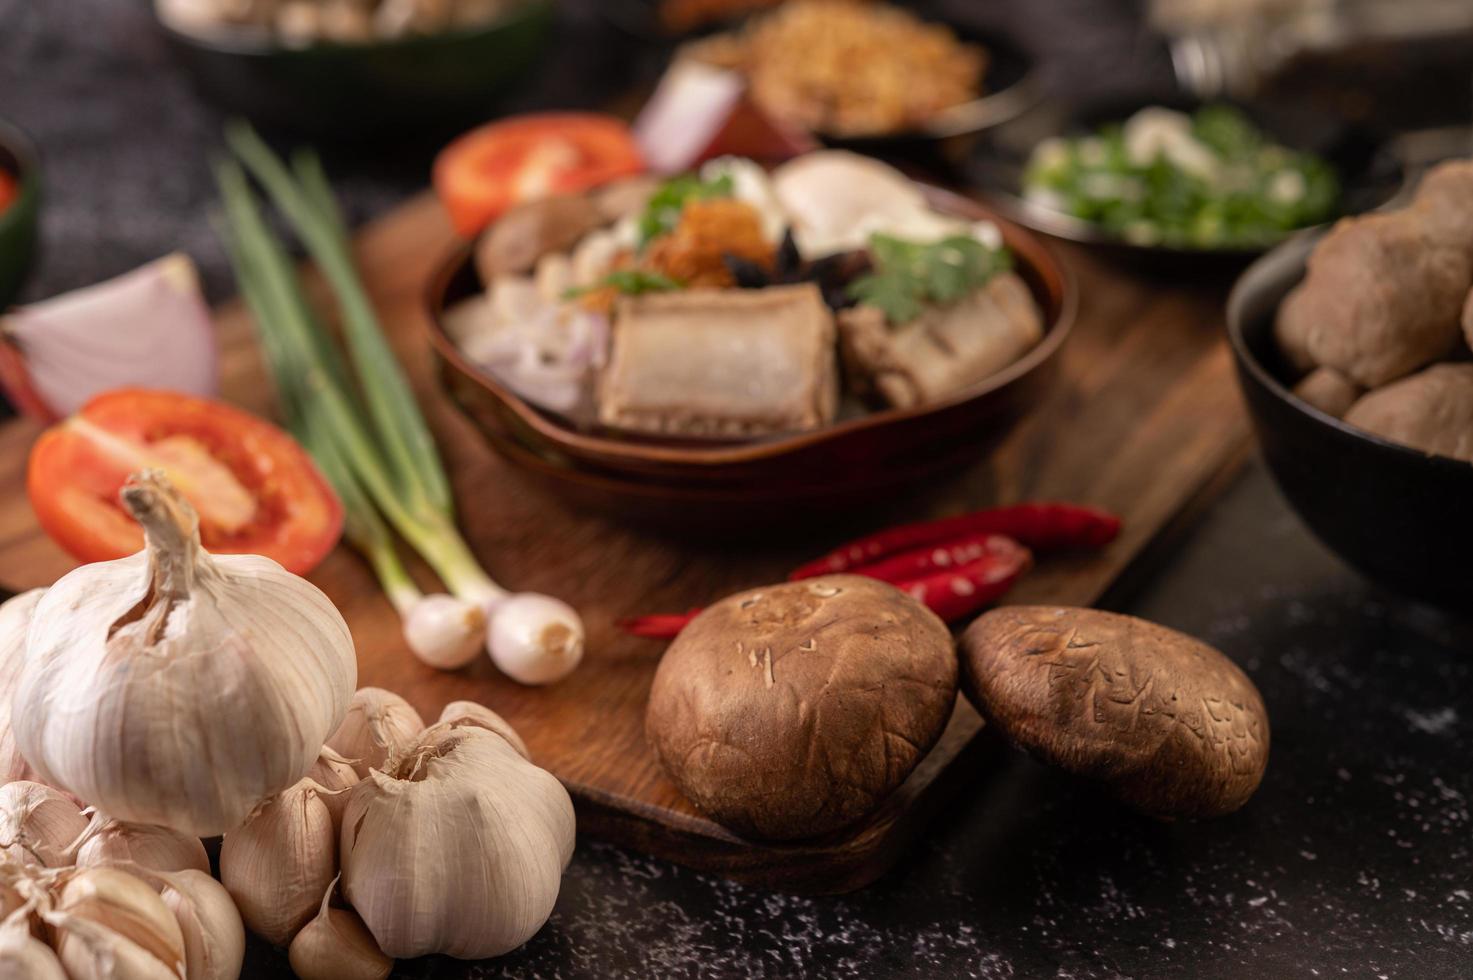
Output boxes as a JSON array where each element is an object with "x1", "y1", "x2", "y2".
[
  {"x1": 433, "y1": 113, "x2": 645, "y2": 238},
  {"x1": 28, "y1": 388, "x2": 342, "y2": 575}
]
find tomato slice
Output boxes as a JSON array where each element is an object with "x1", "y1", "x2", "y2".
[
  {"x1": 433, "y1": 113, "x2": 645, "y2": 238},
  {"x1": 27, "y1": 389, "x2": 343, "y2": 576}
]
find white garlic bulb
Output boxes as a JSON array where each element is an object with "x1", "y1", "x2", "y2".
[
  {"x1": 0, "y1": 782, "x2": 87, "y2": 868},
  {"x1": 436, "y1": 701, "x2": 530, "y2": 761},
  {"x1": 327, "y1": 688, "x2": 426, "y2": 777},
  {"x1": 0, "y1": 590, "x2": 46, "y2": 785},
  {"x1": 48, "y1": 866, "x2": 188, "y2": 979},
  {"x1": 305, "y1": 747, "x2": 360, "y2": 832},
  {"x1": 74, "y1": 815, "x2": 210, "y2": 875},
  {"x1": 220, "y1": 779, "x2": 337, "y2": 946},
  {"x1": 143, "y1": 868, "x2": 245, "y2": 980},
  {"x1": 341, "y1": 723, "x2": 575, "y2": 959},
  {"x1": 12, "y1": 471, "x2": 357, "y2": 837},
  {"x1": 0, "y1": 907, "x2": 65, "y2": 980},
  {"x1": 288, "y1": 878, "x2": 392, "y2": 980}
]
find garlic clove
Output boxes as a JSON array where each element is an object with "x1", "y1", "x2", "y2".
[
  {"x1": 12, "y1": 471, "x2": 357, "y2": 837},
  {"x1": 404, "y1": 594, "x2": 487, "y2": 671},
  {"x1": 340, "y1": 726, "x2": 575, "y2": 959},
  {"x1": 327, "y1": 688, "x2": 426, "y2": 777},
  {"x1": 150, "y1": 869, "x2": 245, "y2": 980},
  {"x1": 74, "y1": 816, "x2": 210, "y2": 875},
  {"x1": 436, "y1": 701, "x2": 530, "y2": 762},
  {"x1": 0, "y1": 910, "x2": 66, "y2": 980},
  {"x1": 49, "y1": 866, "x2": 188, "y2": 979},
  {"x1": 0, "y1": 590, "x2": 48, "y2": 785},
  {"x1": 220, "y1": 779, "x2": 337, "y2": 947},
  {"x1": 288, "y1": 877, "x2": 392, "y2": 980},
  {"x1": 305, "y1": 747, "x2": 361, "y2": 833},
  {"x1": 486, "y1": 593, "x2": 585, "y2": 686},
  {"x1": 0, "y1": 781, "x2": 88, "y2": 868}
]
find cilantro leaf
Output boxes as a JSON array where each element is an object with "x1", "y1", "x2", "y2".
[
  {"x1": 564, "y1": 269, "x2": 685, "y2": 300},
  {"x1": 637, "y1": 172, "x2": 736, "y2": 248},
  {"x1": 847, "y1": 233, "x2": 1012, "y2": 325}
]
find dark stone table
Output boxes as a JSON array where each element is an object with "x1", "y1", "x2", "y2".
[{"x1": 4, "y1": 2, "x2": 1471, "y2": 977}]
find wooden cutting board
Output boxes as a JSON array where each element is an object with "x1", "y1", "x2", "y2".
[{"x1": 0, "y1": 193, "x2": 1250, "y2": 892}]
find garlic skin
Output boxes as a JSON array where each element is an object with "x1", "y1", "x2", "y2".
[
  {"x1": 305, "y1": 747, "x2": 360, "y2": 832},
  {"x1": 327, "y1": 688, "x2": 426, "y2": 777},
  {"x1": 437, "y1": 701, "x2": 529, "y2": 761},
  {"x1": 341, "y1": 724, "x2": 575, "y2": 959},
  {"x1": 0, "y1": 910, "x2": 66, "y2": 980},
  {"x1": 487, "y1": 593, "x2": 585, "y2": 685},
  {"x1": 12, "y1": 472, "x2": 357, "y2": 837},
  {"x1": 74, "y1": 816, "x2": 210, "y2": 875},
  {"x1": 404, "y1": 594, "x2": 487, "y2": 670},
  {"x1": 288, "y1": 878, "x2": 391, "y2": 980},
  {"x1": 0, "y1": 590, "x2": 47, "y2": 785},
  {"x1": 49, "y1": 866, "x2": 188, "y2": 979},
  {"x1": 0, "y1": 782, "x2": 87, "y2": 868},
  {"x1": 220, "y1": 779, "x2": 337, "y2": 947},
  {"x1": 150, "y1": 869, "x2": 245, "y2": 980}
]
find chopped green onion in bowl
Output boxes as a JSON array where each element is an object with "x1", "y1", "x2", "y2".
[{"x1": 1022, "y1": 105, "x2": 1339, "y2": 250}]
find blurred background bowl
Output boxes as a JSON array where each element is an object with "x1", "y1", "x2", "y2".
[
  {"x1": 1227, "y1": 230, "x2": 1473, "y2": 609},
  {"x1": 0, "y1": 119, "x2": 40, "y2": 311},
  {"x1": 424, "y1": 187, "x2": 1075, "y2": 532},
  {"x1": 156, "y1": 0, "x2": 555, "y2": 137}
]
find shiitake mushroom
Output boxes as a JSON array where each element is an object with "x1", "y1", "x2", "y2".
[
  {"x1": 959, "y1": 606, "x2": 1270, "y2": 820},
  {"x1": 645, "y1": 575, "x2": 957, "y2": 841},
  {"x1": 723, "y1": 229, "x2": 869, "y2": 311}
]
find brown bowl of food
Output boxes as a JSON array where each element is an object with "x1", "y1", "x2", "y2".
[
  {"x1": 1227, "y1": 159, "x2": 1473, "y2": 608},
  {"x1": 424, "y1": 151, "x2": 1075, "y2": 530}
]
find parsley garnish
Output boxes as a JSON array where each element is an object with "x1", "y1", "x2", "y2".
[
  {"x1": 637, "y1": 172, "x2": 736, "y2": 248},
  {"x1": 564, "y1": 269, "x2": 685, "y2": 300},
  {"x1": 847, "y1": 234, "x2": 1013, "y2": 325}
]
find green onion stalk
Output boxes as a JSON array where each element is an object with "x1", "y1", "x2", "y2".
[{"x1": 214, "y1": 130, "x2": 583, "y2": 683}]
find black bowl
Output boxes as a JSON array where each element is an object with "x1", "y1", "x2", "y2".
[
  {"x1": 156, "y1": 0, "x2": 555, "y2": 137},
  {"x1": 1227, "y1": 231, "x2": 1473, "y2": 609},
  {"x1": 969, "y1": 94, "x2": 1403, "y2": 271}
]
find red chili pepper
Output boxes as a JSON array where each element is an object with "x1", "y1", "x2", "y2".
[
  {"x1": 617, "y1": 610, "x2": 701, "y2": 639},
  {"x1": 849, "y1": 532, "x2": 1022, "y2": 585},
  {"x1": 897, "y1": 543, "x2": 1032, "y2": 622},
  {"x1": 788, "y1": 502, "x2": 1121, "y2": 580}
]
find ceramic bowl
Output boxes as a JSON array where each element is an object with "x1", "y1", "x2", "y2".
[
  {"x1": 0, "y1": 119, "x2": 40, "y2": 311},
  {"x1": 424, "y1": 187, "x2": 1076, "y2": 530},
  {"x1": 1227, "y1": 230, "x2": 1473, "y2": 608}
]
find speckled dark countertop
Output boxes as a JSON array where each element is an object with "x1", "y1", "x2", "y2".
[{"x1": 4, "y1": 1, "x2": 1472, "y2": 977}]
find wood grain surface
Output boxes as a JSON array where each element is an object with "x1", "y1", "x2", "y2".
[{"x1": 0, "y1": 193, "x2": 1250, "y2": 892}]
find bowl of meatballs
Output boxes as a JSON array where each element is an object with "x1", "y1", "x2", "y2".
[{"x1": 1228, "y1": 159, "x2": 1473, "y2": 608}]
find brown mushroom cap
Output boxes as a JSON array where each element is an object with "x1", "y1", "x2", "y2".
[
  {"x1": 959, "y1": 606, "x2": 1269, "y2": 819},
  {"x1": 474, "y1": 193, "x2": 605, "y2": 282},
  {"x1": 645, "y1": 575, "x2": 958, "y2": 841},
  {"x1": 1344, "y1": 362, "x2": 1473, "y2": 464}
]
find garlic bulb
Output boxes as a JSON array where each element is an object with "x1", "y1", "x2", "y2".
[
  {"x1": 0, "y1": 782, "x2": 87, "y2": 868},
  {"x1": 437, "y1": 701, "x2": 529, "y2": 761},
  {"x1": 404, "y1": 594, "x2": 486, "y2": 670},
  {"x1": 139, "y1": 868, "x2": 245, "y2": 980},
  {"x1": 0, "y1": 908, "x2": 65, "y2": 980},
  {"x1": 220, "y1": 779, "x2": 337, "y2": 946},
  {"x1": 487, "y1": 593, "x2": 585, "y2": 685},
  {"x1": 288, "y1": 878, "x2": 392, "y2": 980},
  {"x1": 0, "y1": 590, "x2": 46, "y2": 785},
  {"x1": 341, "y1": 724, "x2": 575, "y2": 959},
  {"x1": 12, "y1": 471, "x2": 357, "y2": 837},
  {"x1": 48, "y1": 866, "x2": 187, "y2": 979},
  {"x1": 305, "y1": 748, "x2": 360, "y2": 831},
  {"x1": 327, "y1": 688, "x2": 426, "y2": 777},
  {"x1": 74, "y1": 816, "x2": 209, "y2": 875}
]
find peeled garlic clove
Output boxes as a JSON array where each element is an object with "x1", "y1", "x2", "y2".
[
  {"x1": 341, "y1": 726, "x2": 575, "y2": 959},
  {"x1": 288, "y1": 878, "x2": 392, "y2": 980},
  {"x1": 0, "y1": 781, "x2": 87, "y2": 867},
  {"x1": 0, "y1": 590, "x2": 47, "y2": 785},
  {"x1": 327, "y1": 688, "x2": 426, "y2": 777},
  {"x1": 220, "y1": 779, "x2": 337, "y2": 946},
  {"x1": 149, "y1": 869, "x2": 245, "y2": 980},
  {"x1": 305, "y1": 747, "x2": 360, "y2": 832},
  {"x1": 74, "y1": 816, "x2": 210, "y2": 875},
  {"x1": 436, "y1": 701, "x2": 529, "y2": 762},
  {"x1": 487, "y1": 593, "x2": 585, "y2": 686},
  {"x1": 0, "y1": 912, "x2": 66, "y2": 980},
  {"x1": 13, "y1": 472, "x2": 357, "y2": 837},
  {"x1": 50, "y1": 866, "x2": 187, "y2": 979}
]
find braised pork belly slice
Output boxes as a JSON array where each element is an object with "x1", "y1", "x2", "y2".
[
  {"x1": 598, "y1": 283, "x2": 838, "y2": 437},
  {"x1": 838, "y1": 272, "x2": 1042, "y2": 409}
]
